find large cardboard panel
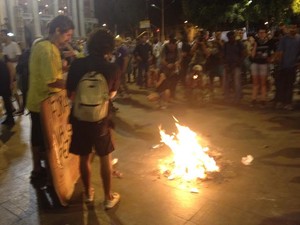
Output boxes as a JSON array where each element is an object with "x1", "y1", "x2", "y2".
[{"x1": 41, "y1": 90, "x2": 79, "y2": 206}]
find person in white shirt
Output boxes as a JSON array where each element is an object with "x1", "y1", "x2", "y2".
[{"x1": 0, "y1": 30, "x2": 22, "y2": 114}]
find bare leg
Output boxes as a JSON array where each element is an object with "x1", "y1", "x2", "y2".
[
  {"x1": 251, "y1": 74, "x2": 259, "y2": 100},
  {"x1": 100, "y1": 153, "x2": 113, "y2": 200},
  {"x1": 260, "y1": 75, "x2": 267, "y2": 101},
  {"x1": 80, "y1": 154, "x2": 93, "y2": 193}
]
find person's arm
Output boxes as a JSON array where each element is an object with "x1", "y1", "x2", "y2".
[
  {"x1": 156, "y1": 72, "x2": 166, "y2": 87},
  {"x1": 250, "y1": 41, "x2": 257, "y2": 58}
]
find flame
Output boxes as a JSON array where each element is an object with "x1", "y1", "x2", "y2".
[{"x1": 159, "y1": 121, "x2": 219, "y2": 182}]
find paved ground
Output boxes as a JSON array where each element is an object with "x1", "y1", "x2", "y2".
[{"x1": 1, "y1": 83, "x2": 300, "y2": 225}]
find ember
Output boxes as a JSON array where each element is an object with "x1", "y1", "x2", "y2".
[{"x1": 159, "y1": 120, "x2": 219, "y2": 183}]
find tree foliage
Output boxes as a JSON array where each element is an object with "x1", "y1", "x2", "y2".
[{"x1": 182, "y1": 0, "x2": 295, "y2": 31}]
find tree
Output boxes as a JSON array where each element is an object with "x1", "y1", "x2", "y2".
[{"x1": 182, "y1": 0, "x2": 295, "y2": 31}]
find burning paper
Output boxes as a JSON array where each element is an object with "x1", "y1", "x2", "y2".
[{"x1": 159, "y1": 120, "x2": 219, "y2": 182}]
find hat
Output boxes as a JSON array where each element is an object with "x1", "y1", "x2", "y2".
[{"x1": 193, "y1": 65, "x2": 203, "y2": 72}]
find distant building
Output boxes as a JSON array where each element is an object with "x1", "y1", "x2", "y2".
[{"x1": 0, "y1": 0, "x2": 98, "y2": 47}]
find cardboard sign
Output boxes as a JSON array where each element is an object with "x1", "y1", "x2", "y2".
[{"x1": 41, "y1": 90, "x2": 79, "y2": 206}]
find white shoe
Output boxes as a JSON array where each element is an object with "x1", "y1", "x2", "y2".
[
  {"x1": 84, "y1": 188, "x2": 95, "y2": 203},
  {"x1": 104, "y1": 192, "x2": 120, "y2": 209}
]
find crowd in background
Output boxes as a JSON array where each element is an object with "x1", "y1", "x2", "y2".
[{"x1": 1, "y1": 20, "x2": 300, "y2": 124}]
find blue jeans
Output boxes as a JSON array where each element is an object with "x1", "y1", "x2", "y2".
[{"x1": 223, "y1": 65, "x2": 242, "y2": 101}]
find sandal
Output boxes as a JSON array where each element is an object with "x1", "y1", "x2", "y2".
[{"x1": 104, "y1": 192, "x2": 120, "y2": 210}]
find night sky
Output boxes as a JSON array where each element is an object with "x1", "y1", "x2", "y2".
[{"x1": 94, "y1": 0, "x2": 183, "y2": 33}]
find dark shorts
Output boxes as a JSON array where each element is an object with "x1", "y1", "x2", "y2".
[
  {"x1": 69, "y1": 118, "x2": 115, "y2": 156},
  {"x1": 30, "y1": 112, "x2": 46, "y2": 151}
]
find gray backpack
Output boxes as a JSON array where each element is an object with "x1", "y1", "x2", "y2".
[{"x1": 73, "y1": 71, "x2": 109, "y2": 122}]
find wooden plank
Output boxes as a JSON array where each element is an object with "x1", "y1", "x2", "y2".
[{"x1": 40, "y1": 90, "x2": 79, "y2": 206}]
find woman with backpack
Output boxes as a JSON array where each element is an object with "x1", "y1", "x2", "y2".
[{"x1": 66, "y1": 28, "x2": 121, "y2": 209}]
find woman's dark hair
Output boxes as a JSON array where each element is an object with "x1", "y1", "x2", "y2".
[
  {"x1": 87, "y1": 28, "x2": 115, "y2": 56},
  {"x1": 48, "y1": 15, "x2": 74, "y2": 34}
]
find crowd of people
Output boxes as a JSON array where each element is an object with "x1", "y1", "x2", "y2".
[
  {"x1": 103, "y1": 23, "x2": 300, "y2": 110},
  {"x1": 0, "y1": 15, "x2": 300, "y2": 210}
]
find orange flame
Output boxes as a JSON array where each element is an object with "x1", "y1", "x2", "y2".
[{"x1": 159, "y1": 121, "x2": 219, "y2": 182}]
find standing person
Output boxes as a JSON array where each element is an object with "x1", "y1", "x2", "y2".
[
  {"x1": 178, "y1": 30, "x2": 191, "y2": 87},
  {"x1": 0, "y1": 30, "x2": 22, "y2": 114},
  {"x1": 0, "y1": 59, "x2": 14, "y2": 125},
  {"x1": 249, "y1": 26, "x2": 274, "y2": 107},
  {"x1": 273, "y1": 22, "x2": 300, "y2": 110},
  {"x1": 16, "y1": 45, "x2": 31, "y2": 114},
  {"x1": 223, "y1": 31, "x2": 245, "y2": 103},
  {"x1": 160, "y1": 33, "x2": 180, "y2": 99},
  {"x1": 66, "y1": 28, "x2": 121, "y2": 209},
  {"x1": 26, "y1": 15, "x2": 74, "y2": 182},
  {"x1": 185, "y1": 31, "x2": 210, "y2": 100},
  {"x1": 206, "y1": 31, "x2": 224, "y2": 93},
  {"x1": 114, "y1": 36, "x2": 130, "y2": 98},
  {"x1": 133, "y1": 32, "x2": 152, "y2": 89}
]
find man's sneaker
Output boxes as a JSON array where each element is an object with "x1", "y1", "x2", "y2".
[
  {"x1": 84, "y1": 188, "x2": 95, "y2": 203},
  {"x1": 104, "y1": 192, "x2": 120, "y2": 210}
]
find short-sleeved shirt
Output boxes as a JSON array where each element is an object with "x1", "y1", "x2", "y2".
[
  {"x1": 251, "y1": 39, "x2": 274, "y2": 64},
  {"x1": 2, "y1": 41, "x2": 21, "y2": 61},
  {"x1": 27, "y1": 40, "x2": 63, "y2": 112},
  {"x1": 277, "y1": 34, "x2": 300, "y2": 68}
]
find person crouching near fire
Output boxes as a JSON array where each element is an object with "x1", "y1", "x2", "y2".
[{"x1": 147, "y1": 69, "x2": 171, "y2": 109}]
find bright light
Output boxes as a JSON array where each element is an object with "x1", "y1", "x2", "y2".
[
  {"x1": 184, "y1": 20, "x2": 188, "y2": 24},
  {"x1": 264, "y1": 21, "x2": 269, "y2": 25},
  {"x1": 38, "y1": 11, "x2": 42, "y2": 15},
  {"x1": 151, "y1": 4, "x2": 160, "y2": 10},
  {"x1": 7, "y1": 32, "x2": 14, "y2": 37},
  {"x1": 64, "y1": 6, "x2": 67, "y2": 10},
  {"x1": 102, "y1": 23, "x2": 107, "y2": 27},
  {"x1": 115, "y1": 35, "x2": 120, "y2": 39},
  {"x1": 246, "y1": 0, "x2": 252, "y2": 5},
  {"x1": 45, "y1": 4, "x2": 48, "y2": 7}
]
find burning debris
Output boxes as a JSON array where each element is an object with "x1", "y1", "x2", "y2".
[
  {"x1": 241, "y1": 155, "x2": 254, "y2": 166},
  {"x1": 157, "y1": 120, "x2": 220, "y2": 187}
]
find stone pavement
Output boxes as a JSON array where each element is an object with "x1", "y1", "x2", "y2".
[{"x1": 1, "y1": 83, "x2": 300, "y2": 225}]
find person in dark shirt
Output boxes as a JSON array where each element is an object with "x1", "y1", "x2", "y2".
[
  {"x1": 133, "y1": 32, "x2": 152, "y2": 88},
  {"x1": 249, "y1": 26, "x2": 274, "y2": 107},
  {"x1": 0, "y1": 60, "x2": 14, "y2": 125},
  {"x1": 66, "y1": 28, "x2": 121, "y2": 209},
  {"x1": 223, "y1": 31, "x2": 245, "y2": 103}
]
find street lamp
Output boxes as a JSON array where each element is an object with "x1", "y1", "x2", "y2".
[{"x1": 151, "y1": 0, "x2": 165, "y2": 42}]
